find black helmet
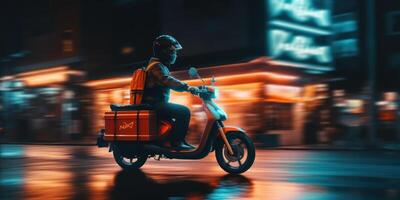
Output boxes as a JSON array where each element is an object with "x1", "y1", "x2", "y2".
[{"x1": 153, "y1": 35, "x2": 182, "y2": 65}]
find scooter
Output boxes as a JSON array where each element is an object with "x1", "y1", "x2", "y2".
[{"x1": 97, "y1": 67, "x2": 256, "y2": 174}]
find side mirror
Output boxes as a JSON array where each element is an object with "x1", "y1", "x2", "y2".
[{"x1": 188, "y1": 67, "x2": 199, "y2": 78}]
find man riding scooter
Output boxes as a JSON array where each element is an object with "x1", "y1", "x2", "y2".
[
  {"x1": 98, "y1": 34, "x2": 256, "y2": 173},
  {"x1": 142, "y1": 35, "x2": 199, "y2": 151}
]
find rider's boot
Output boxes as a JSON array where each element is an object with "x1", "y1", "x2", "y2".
[
  {"x1": 172, "y1": 140, "x2": 195, "y2": 151},
  {"x1": 182, "y1": 140, "x2": 196, "y2": 149}
]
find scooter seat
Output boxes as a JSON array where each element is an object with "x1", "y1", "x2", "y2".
[{"x1": 110, "y1": 104, "x2": 153, "y2": 111}]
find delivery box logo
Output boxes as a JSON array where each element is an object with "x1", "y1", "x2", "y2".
[{"x1": 119, "y1": 121, "x2": 135, "y2": 130}]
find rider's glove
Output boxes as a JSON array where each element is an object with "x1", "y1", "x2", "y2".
[{"x1": 188, "y1": 86, "x2": 200, "y2": 94}]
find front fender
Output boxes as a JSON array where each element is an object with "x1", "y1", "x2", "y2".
[
  {"x1": 223, "y1": 126, "x2": 245, "y2": 134},
  {"x1": 213, "y1": 126, "x2": 246, "y2": 150}
]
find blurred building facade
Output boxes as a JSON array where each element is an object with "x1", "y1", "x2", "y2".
[
  {"x1": 0, "y1": 0, "x2": 90, "y2": 141},
  {"x1": 375, "y1": 1, "x2": 400, "y2": 143},
  {"x1": 0, "y1": 0, "x2": 399, "y2": 146},
  {"x1": 332, "y1": 0, "x2": 400, "y2": 144}
]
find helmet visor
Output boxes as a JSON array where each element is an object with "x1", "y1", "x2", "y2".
[{"x1": 171, "y1": 42, "x2": 182, "y2": 51}]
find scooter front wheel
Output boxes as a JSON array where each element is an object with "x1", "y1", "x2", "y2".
[
  {"x1": 215, "y1": 131, "x2": 255, "y2": 174},
  {"x1": 113, "y1": 145, "x2": 147, "y2": 170}
]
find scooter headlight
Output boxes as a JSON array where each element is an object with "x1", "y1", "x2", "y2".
[
  {"x1": 205, "y1": 100, "x2": 227, "y2": 121},
  {"x1": 214, "y1": 88, "x2": 219, "y2": 99},
  {"x1": 216, "y1": 107, "x2": 227, "y2": 121},
  {"x1": 207, "y1": 87, "x2": 218, "y2": 99}
]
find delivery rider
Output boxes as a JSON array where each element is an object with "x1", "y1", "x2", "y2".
[{"x1": 142, "y1": 35, "x2": 199, "y2": 151}]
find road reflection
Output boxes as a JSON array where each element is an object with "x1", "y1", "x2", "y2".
[
  {"x1": 109, "y1": 169, "x2": 253, "y2": 200},
  {"x1": 2, "y1": 145, "x2": 400, "y2": 200},
  {"x1": 70, "y1": 147, "x2": 91, "y2": 200}
]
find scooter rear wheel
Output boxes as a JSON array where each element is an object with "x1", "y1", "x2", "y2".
[
  {"x1": 215, "y1": 131, "x2": 255, "y2": 174},
  {"x1": 113, "y1": 145, "x2": 147, "y2": 170}
]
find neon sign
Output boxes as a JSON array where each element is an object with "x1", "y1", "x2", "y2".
[
  {"x1": 333, "y1": 13, "x2": 359, "y2": 58},
  {"x1": 270, "y1": 29, "x2": 332, "y2": 63},
  {"x1": 269, "y1": 0, "x2": 331, "y2": 27},
  {"x1": 267, "y1": 0, "x2": 333, "y2": 71},
  {"x1": 333, "y1": 39, "x2": 358, "y2": 57}
]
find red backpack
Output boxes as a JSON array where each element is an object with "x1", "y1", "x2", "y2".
[{"x1": 129, "y1": 61, "x2": 159, "y2": 104}]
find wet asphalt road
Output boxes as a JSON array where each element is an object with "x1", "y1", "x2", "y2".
[{"x1": 1, "y1": 145, "x2": 400, "y2": 200}]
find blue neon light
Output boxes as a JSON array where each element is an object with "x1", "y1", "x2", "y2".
[
  {"x1": 267, "y1": 0, "x2": 333, "y2": 71},
  {"x1": 333, "y1": 39, "x2": 358, "y2": 57},
  {"x1": 269, "y1": 29, "x2": 332, "y2": 63},
  {"x1": 270, "y1": 20, "x2": 332, "y2": 35},
  {"x1": 333, "y1": 13, "x2": 359, "y2": 58},
  {"x1": 333, "y1": 20, "x2": 357, "y2": 34},
  {"x1": 269, "y1": 60, "x2": 333, "y2": 71},
  {"x1": 269, "y1": 0, "x2": 331, "y2": 27}
]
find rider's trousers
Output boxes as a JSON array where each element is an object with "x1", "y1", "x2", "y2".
[{"x1": 154, "y1": 102, "x2": 190, "y2": 143}]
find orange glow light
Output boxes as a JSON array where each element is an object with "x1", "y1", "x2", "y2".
[
  {"x1": 86, "y1": 71, "x2": 299, "y2": 90},
  {"x1": 266, "y1": 84, "x2": 303, "y2": 102},
  {"x1": 21, "y1": 73, "x2": 67, "y2": 86},
  {"x1": 85, "y1": 77, "x2": 131, "y2": 89},
  {"x1": 17, "y1": 67, "x2": 84, "y2": 87},
  {"x1": 185, "y1": 72, "x2": 298, "y2": 86},
  {"x1": 266, "y1": 84, "x2": 302, "y2": 97},
  {"x1": 17, "y1": 66, "x2": 69, "y2": 77},
  {"x1": 0, "y1": 76, "x2": 15, "y2": 81}
]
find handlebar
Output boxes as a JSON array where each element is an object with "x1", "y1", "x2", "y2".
[{"x1": 189, "y1": 86, "x2": 217, "y2": 99}]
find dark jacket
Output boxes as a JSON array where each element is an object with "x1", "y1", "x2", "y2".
[{"x1": 143, "y1": 58, "x2": 189, "y2": 104}]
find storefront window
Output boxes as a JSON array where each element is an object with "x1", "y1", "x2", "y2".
[{"x1": 265, "y1": 102, "x2": 294, "y2": 130}]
